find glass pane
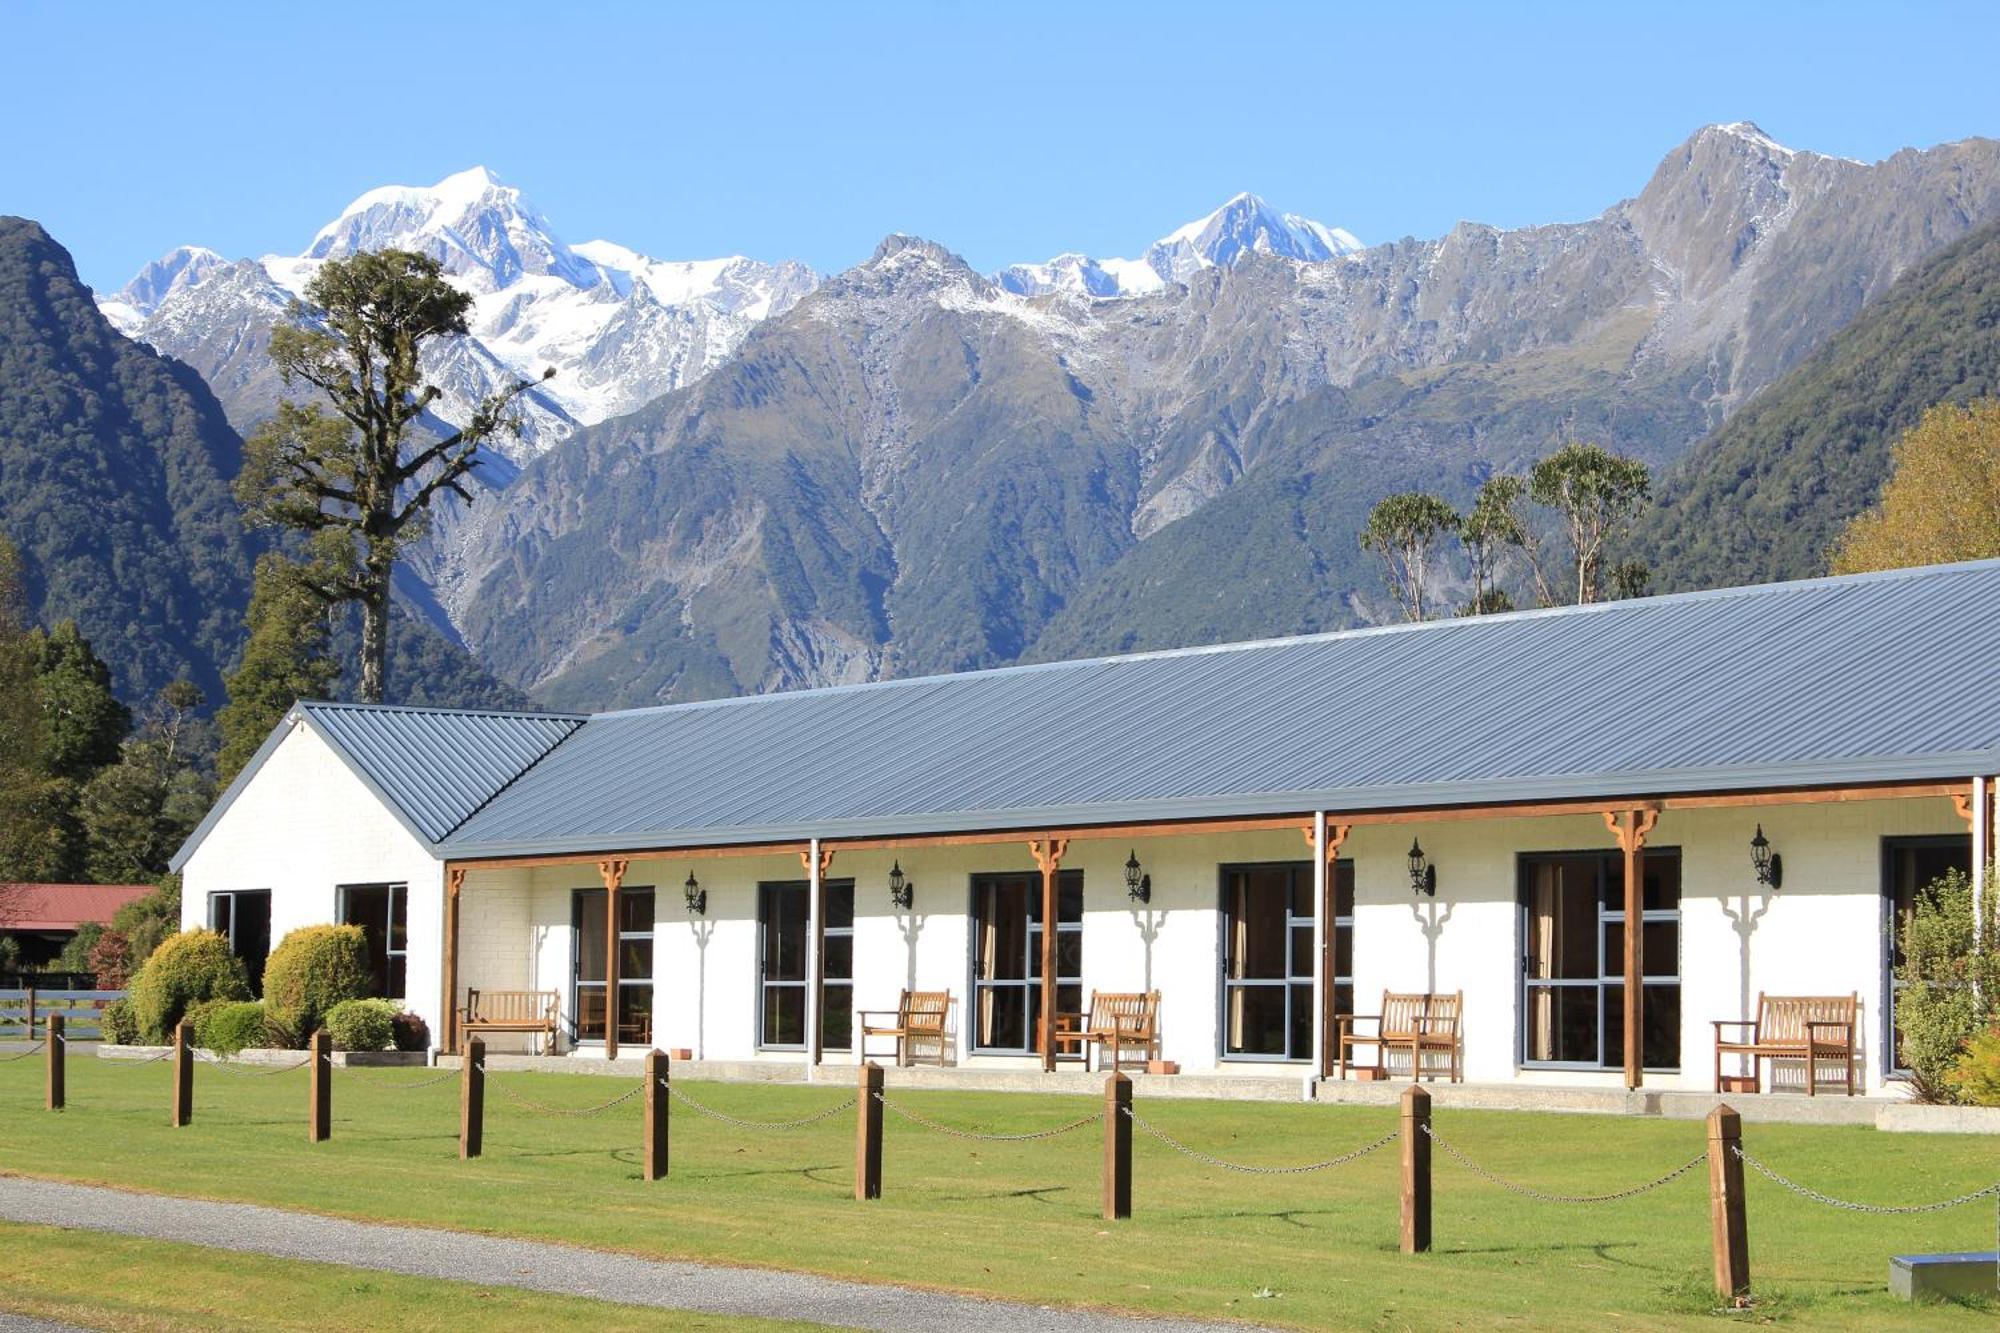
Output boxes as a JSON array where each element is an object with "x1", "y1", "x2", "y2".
[
  {"x1": 1057, "y1": 871, "x2": 1083, "y2": 922},
  {"x1": 824, "y1": 935, "x2": 853, "y2": 981},
  {"x1": 618, "y1": 890, "x2": 654, "y2": 933},
  {"x1": 1641, "y1": 921, "x2": 1678, "y2": 977},
  {"x1": 1525, "y1": 862, "x2": 1596, "y2": 981},
  {"x1": 1055, "y1": 928, "x2": 1081, "y2": 978},
  {"x1": 1288, "y1": 982, "x2": 1312, "y2": 1060},
  {"x1": 210, "y1": 895, "x2": 231, "y2": 936},
  {"x1": 1525, "y1": 986, "x2": 1597, "y2": 1063},
  {"x1": 1333, "y1": 983, "x2": 1354, "y2": 1027},
  {"x1": 1230, "y1": 876, "x2": 1287, "y2": 979},
  {"x1": 575, "y1": 891, "x2": 607, "y2": 984},
  {"x1": 1333, "y1": 924, "x2": 1353, "y2": 980},
  {"x1": 1056, "y1": 983, "x2": 1082, "y2": 1021},
  {"x1": 1333, "y1": 862, "x2": 1354, "y2": 918},
  {"x1": 763, "y1": 886, "x2": 806, "y2": 980},
  {"x1": 574, "y1": 987, "x2": 606, "y2": 1042},
  {"x1": 620, "y1": 987, "x2": 654, "y2": 1045},
  {"x1": 821, "y1": 982, "x2": 853, "y2": 1052},
  {"x1": 824, "y1": 882, "x2": 855, "y2": 930},
  {"x1": 1226, "y1": 984, "x2": 1287, "y2": 1056},
  {"x1": 619, "y1": 938, "x2": 652, "y2": 978},
  {"x1": 387, "y1": 956, "x2": 406, "y2": 1000},
  {"x1": 1643, "y1": 984, "x2": 1679, "y2": 1070},
  {"x1": 764, "y1": 985, "x2": 805, "y2": 1047},
  {"x1": 389, "y1": 885, "x2": 408, "y2": 951},
  {"x1": 980, "y1": 984, "x2": 1026, "y2": 1050},
  {"x1": 1288, "y1": 868, "x2": 1312, "y2": 919},
  {"x1": 1290, "y1": 924, "x2": 1313, "y2": 979},
  {"x1": 1642, "y1": 857, "x2": 1680, "y2": 912},
  {"x1": 977, "y1": 879, "x2": 1030, "y2": 980}
]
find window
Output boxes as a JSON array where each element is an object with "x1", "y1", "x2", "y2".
[
  {"x1": 758, "y1": 880, "x2": 855, "y2": 1051},
  {"x1": 337, "y1": 883, "x2": 407, "y2": 999},
  {"x1": 1882, "y1": 836, "x2": 1972, "y2": 1073},
  {"x1": 969, "y1": 871, "x2": 1082, "y2": 1055},
  {"x1": 1220, "y1": 862, "x2": 1351, "y2": 1061},
  {"x1": 1520, "y1": 850, "x2": 1681, "y2": 1071},
  {"x1": 207, "y1": 890, "x2": 272, "y2": 994},
  {"x1": 572, "y1": 888, "x2": 654, "y2": 1046}
]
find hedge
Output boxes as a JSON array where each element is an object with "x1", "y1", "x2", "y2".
[
  {"x1": 197, "y1": 1001, "x2": 270, "y2": 1055},
  {"x1": 128, "y1": 930, "x2": 251, "y2": 1044},
  {"x1": 325, "y1": 998, "x2": 398, "y2": 1052},
  {"x1": 262, "y1": 925, "x2": 371, "y2": 1045},
  {"x1": 98, "y1": 998, "x2": 138, "y2": 1046}
]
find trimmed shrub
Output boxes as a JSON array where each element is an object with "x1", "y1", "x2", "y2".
[
  {"x1": 390, "y1": 1010, "x2": 431, "y2": 1053},
  {"x1": 324, "y1": 998, "x2": 398, "y2": 1052},
  {"x1": 98, "y1": 997, "x2": 138, "y2": 1046},
  {"x1": 128, "y1": 929, "x2": 251, "y2": 1044},
  {"x1": 198, "y1": 1001, "x2": 268, "y2": 1055},
  {"x1": 183, "y1": 998, "x2": 229, "y2": 1043},
  {"x1": 1946, "y1": 1027, "x2": 2000, "y2": 1106},
  {"x1": 261, "y1": 925, "x2": 370, "y2": 1046}
]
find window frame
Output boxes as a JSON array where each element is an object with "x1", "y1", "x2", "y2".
[
  {"x1": 568, "y1": 886, "x2": 655, "y2": 1048},
  {"x1": 966, "y1": 870, "x2": 1084, "y2": 1057},
  {"x1": 336, "y1": 882, "x2": 408, "y2": 1000},
  {"x1": 1216, "y1": 860, "x2": 1351, "y2": 1064},
  {"x1": 756, "y1": 879, "x2": 856, "y2": 1053},
  {"x1": 206, "y1": 889, "x2": 272, "y2": 994},
  {"x1": 1879, "y1": 833, "x2": 1973, "y2": 1077}
]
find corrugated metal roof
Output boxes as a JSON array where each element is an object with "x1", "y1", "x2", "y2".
[
  {"x1": 300, "y1": 702, "x2": 584, "y2": 843},
  {"x1": 0, "y1": 883, "x2": 152, "y2": 931},
  {"x1": 438, "y1": 559, "x2": 2000, "y2": 858}
]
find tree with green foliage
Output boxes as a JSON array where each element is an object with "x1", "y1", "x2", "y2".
[
  {"x1": 0, "y1": 533, "x2": 65, "y2": 882},
  {"x1": 1894, "y1": 866, "x2": 2000, "y2": 1103},
  {"x1": 235, "y1": 250, "x2": 551, "y2": 703},
  {"x1": 1457, "y1": 475, "x2": 1543, "y2": 616},
  {"x1": 24, "y1": 620, "x2": 129, "y2": 783},
  {"x1": 76, "y1": 682, "x2": 214, "y2": 884},
  {"x1": 1528, "y1": 442, "x2": 1651, "y2": 604},
  {"x1": 1832, "y1": 399, "x2": 2000, "y2": 575},
  {"x1": 217, "y1": 556, "x2": 341, "y2": 784},
  {"x1": 111, "y1": 876, "x2": 182, "y2": 972},
  {"x1": 1360, "y1": 491, "x2": 1460, "y2": 622}
]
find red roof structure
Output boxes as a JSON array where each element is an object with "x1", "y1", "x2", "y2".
[{"x1": 0, "y1": 883, "x2": 152, "y2": 932}]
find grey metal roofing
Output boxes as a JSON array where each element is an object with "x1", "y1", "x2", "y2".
[
  {"x1": 170, "y1": 702, "x2": 583, "y2": 870},
  {"x1": 432, "y1": 558, "x2": 2000, "y2": 859}
]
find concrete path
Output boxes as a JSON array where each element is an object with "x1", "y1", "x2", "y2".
[
  {"x1": 0, "y1": 1315, "x2": 86, "y2": 1333},
  {"x1": 0, "y1": 1176, "x2": 1249, "y2": 1332}
]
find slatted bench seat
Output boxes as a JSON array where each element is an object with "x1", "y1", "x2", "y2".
[
  {"x1": 858, "y1": 990, "x2": 954, "y2": 1066},
  {"x1": 458, "y1": 988, "x2": 559, "y2": 1055},
  {"x1": 1712, "y1": 992, "x2": 1859, "y2": 1096},
  {"x1": 1336, "y1": 990, "x2": 1464, "y2": 1082},
  {"x1": 1053, "y1": 990, "x2": 1161, "y2": 1071}
]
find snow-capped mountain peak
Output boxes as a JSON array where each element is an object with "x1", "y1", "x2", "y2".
[
  {"x1": 995, "y1": 193, "x2": 1361, "y2": 298},
  {"x1": 99, "y1": 244, "x2": 229, "y2": 328}
]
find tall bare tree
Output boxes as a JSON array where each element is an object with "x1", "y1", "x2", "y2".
[{"x1": 235, "y1": 250, "x2": 551, "y2": 702}]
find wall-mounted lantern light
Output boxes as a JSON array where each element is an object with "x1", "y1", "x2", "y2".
[
  {"x1": 683, "y1": 870, "x2": 706, "y2": 916},
  {"x1": 1124, "y1": 849, "x2": 1151, "y2": 904},
  {"x1": 1750, "y1": 824, "x2": 1782, "y2": 890},
  {"x1": 888, "y1": 860, "x2": 913, "y2": 910},
  {"x1": 1408, "y1": 838, "x2": 1437, "y2": 897}
]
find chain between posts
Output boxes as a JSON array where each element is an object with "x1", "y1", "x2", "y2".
[
  {"x1": 1126, "y1": 1106, "x2": 1399, "y2": 1174},
  {"x1": 875, "y1": 1092, "x2": 1097, "y2": 1142},
  {"x1": 666, "y1": 1082, "x2": 854, "y2": 1130},
  {"x1": 0, "y1": 1041, "x2": 46, "y2": 1063},
  {"x1": 489, "y1": 1074, "x2": 649, "y2": 1118},
  {"x1": 1424, "y1": 1124, "x2": 1708, "y2": 1203},
  {"x1": 374, "y1": 1067, "x2": 462, "y2": 1091},
  {"x1": 1733, "y1": 1146, "x2": 2000, "y2": 1214},
  {"x1": 100, "y1": 1048, "x2": 176, "y2": 1067},
  {"x1": 193, "y1": 1051, "x2": 315, "y2": 1076}
]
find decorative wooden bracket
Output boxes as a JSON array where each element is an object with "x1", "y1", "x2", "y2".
[
  {"x1": 799, "y1": 845, "x2": 836, "y2": 877},
  {"x1": 1954, "y1": 789, "x2": 1975, "y2": 829},
  {"x1": 1028, "y1": 837, "x2": 1069, "y2": 873},
  {"x1": 447, "y1": 866, "x2": 466, "y2": 899},
  {"x1": 598, "y1": 857, "x2": 630, "y2": 892},
  {"x1": 1603, "y1": 807, "x2": 1660, "y2": 851},
  {"x1": 1301, "y1": 820, "x2": 1351, "y2": 865}
]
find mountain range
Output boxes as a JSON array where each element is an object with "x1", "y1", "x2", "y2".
[{"x1": 10, "y1": 121, "x2": 2000, "y2": 714}]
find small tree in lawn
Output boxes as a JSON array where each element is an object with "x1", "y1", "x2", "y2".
[
  {"x1": 1360, "y1": 491, "x2": 1460, "y2": 622},
  {"x1": 1528, "y1": 442, "x2": 1651, "y2": 604},
  {"x1": 235, "y1": 249, "x2": 552, "y2": 703}
]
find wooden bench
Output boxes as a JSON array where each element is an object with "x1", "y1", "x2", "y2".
[
  {"x1": 1336, "y1": 991, "x2": 1464, "y2": 1082},
  {"x1": 1053, "y1": 991, "x2": 1161, "y2": 1071},
  {"x1": 858, "y1": 990, "x2": 954, "y2": 1066},
  {"x1": 458, "y1": 988, "x2": 560, "y2": 1055},
  {"x1": 1712, "y1": 992, "x2": 1859, "y2": 1096}
]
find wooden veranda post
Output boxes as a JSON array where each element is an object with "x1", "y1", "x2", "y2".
[
  {"x1": 856, "y1": 1061, "x2": 884, "y2": 1200},
  {"x1": 45, "y1": 1012, "x2": 63, "y2": 1111},
  {"x1": 643, "y1": 1049, "x2": 669, "y2": 1181},
  {"x1": 442, "y1": 866, "x2": 465, "y2": 1054},
  {"x1": 1706, "y1": 1103, "x2": 1750, "y2": 1301},
  {"x1": 1029, "y1": 838, "x2": 1070, "y2": 1073},
  {"x1": 1103, "y1": 1072, "x2": 1132, "y2": 1220},
  {"x1": 599, "y1": 858, "x2": 629, "y2": 1061},
  {"x1": 1400, "y1": 1084, "x2": 1431, "y2": 1253},
  {"x1": 460, "y1": 1036, "x2": 485, "y2": 1159},
  {"x1": 172, "y1": 1020, "x2": 193, "y2": 1127},
  {"x1": 1304, "y1": 817, "x2": 1351, "y2": 1080},
  {"x1": 1605, "y1": 809, "x2": 1659, "y2": 1089},
  {"x1": 308, "y1": 1029, "x2": 332, "y2": 1142}
]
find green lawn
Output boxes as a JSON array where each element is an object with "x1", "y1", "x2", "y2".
[
  {"x1": 0, "y1": 1057, "x2": 1993, "y2": 1329},
  {"x1": 0, "y1": 1219, "x2": 818, "y2": 1331}
]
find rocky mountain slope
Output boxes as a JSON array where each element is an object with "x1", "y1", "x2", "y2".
[
  {"x1": 441, "y1": 124, "x2": 2000, "y2": 706},
  {"x1": 101, "y1": 168, "x2": 819, "y2": 463}
]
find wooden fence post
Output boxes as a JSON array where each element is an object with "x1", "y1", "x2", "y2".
[
  {"x1": 308, "y1": 1029, "x2": 332, "y2": 1143},
  {"x1": 460, "y1": 1036, "x2": 484, "y2": 1160},
  {"x1": 856, "y1": 1061, "x2": 884, "y2": 1201},
  {"x1": 1401, "y1": 1084, "x2": 1432, "y2": 1253},
  {"x1": 1707, "y1": 1103, "x2": 1750, "y2": 1302},
  {"x1": 22, "y1": 984, "x2": 33, "y2": 1042},
  {"x1": 172, "y1": 1020, "x2": 193, "y2": 1128},
  {"x1": 643, "y1": 1049, "x2": 668, "y2": 1182},
  {"x1": 1103, "y1": 1072, "x2": 1132, "y2": 1220},
  {"x1": 45, "y1": 1012, "x2": 63, "y2": 1111}
]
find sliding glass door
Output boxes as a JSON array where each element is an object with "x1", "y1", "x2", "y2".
[
  {"x1": 1520, "y1": 850, "x2": 1681, "y2": 1071},
  {"x1": 1220, "y1": 861, "x2": 1352, "y2": 1061},
  {"x1": 970, "y1": 871, "x2": 1081, "y2": 1054},
  {"x1": 758, "y1": 880, "x2": 854, "y2": 1051},
  {"x1": 572, "y1": 887, "x2": 654, "y2": 1047},
  {"x1": 1882, "y1": 836, "x2": 1971, "y2": 1072}
]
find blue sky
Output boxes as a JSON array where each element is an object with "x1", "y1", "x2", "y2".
[{"x1": 6, "y1": 1, "x2": 1997, "y2": 292}]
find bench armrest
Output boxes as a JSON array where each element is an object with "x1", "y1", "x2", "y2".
[{"x1": 1710, "y1": 1020, "x2": 1756, "y2": 1032}]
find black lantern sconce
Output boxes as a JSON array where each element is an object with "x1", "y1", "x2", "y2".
[
  {"x1": 1408, "y1": 838, "x2": 1437, "y2": 896},
  {"x1": 1124, "y1": 849, "x2": 1151, "y2": 904},
  {"x1": 1750, "y1": 824, "x2": 1782, "y2": 890},
  {"x1": 683, "y1": 869, "x2": 706, "y2": 916},
  {"x1": 888, "y1": 860, "x2": 914, "y2": 910}
]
